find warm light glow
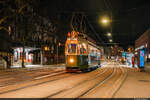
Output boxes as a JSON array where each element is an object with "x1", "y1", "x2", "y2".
[
  {"x1": 58, "y1": 42, "x2": 61, "y2": 46},
  {"x1": 102, "y1": 19, "x2": 108, "y2": 23},
  {"x1": 44, "y1": 46, "x2": 48, "y2": 51},
  {"x1": 82, "y1": 43, "x2": 86, "y2": 47},
  {"x1": 109, "y1": 39, "x2": 113, "y2": 42},
  {"x1": 69, "y1": 58, "x2": 74, "y2": 63},
  {"x1": 99, "y1": 16, "x2": 110, "y2": 26},
  {"x1": 44, "y1": 46, "x2": 49, "y2": 51},
  {"x1": 107, "y1": 33, "x2": 111, "y2": 37}
]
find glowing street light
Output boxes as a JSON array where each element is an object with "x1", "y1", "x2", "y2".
[
  {"x1": 99, "y1": 16, "x2": 110, "y2": 26},
  {"x1": 102, "y1": 19, "x2": 108, "y2": 24},
  {"x1": 109, "y1": 39, "x2": 113, "y2": 42},
  {"x1": 107, "y1": 32, "x2": 112, "y2": 37}
]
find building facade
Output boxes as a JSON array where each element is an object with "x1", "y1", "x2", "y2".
[{"x1": 135, "y1": 29, "x2": 150, "y2": 62}]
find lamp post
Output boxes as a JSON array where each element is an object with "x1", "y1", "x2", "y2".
[
  {"x1": 56, "y1": 42, "x2": 61, "y2": 64},
  {"x1": 57, "y1": 44, "x2": 58, "y2": 64}
]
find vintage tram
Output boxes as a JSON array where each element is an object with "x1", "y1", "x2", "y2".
[{"x1": 65, "y1": 31, "x2": 102, "y2": 72}]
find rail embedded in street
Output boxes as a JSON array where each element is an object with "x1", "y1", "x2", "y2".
[{"x1": 0, "y1": 62, "x2": 147, "y2": 98}]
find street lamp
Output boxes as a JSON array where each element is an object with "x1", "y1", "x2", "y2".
[
  {"x1": 109, "y1": 39, "x2": 113, "y2": 42},
  {"x1": 102, "y1": 19, "x2": 108, "y2": 24},
  {"x1": 99, "y1": 16, "x2": 110, "y2": 25},
  {"x1": 107, "y1": 32, "x2": 112, "y2": 37}
]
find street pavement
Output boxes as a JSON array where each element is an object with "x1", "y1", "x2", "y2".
[{"x1": 0, "y1": 61, "x2": 149, "y2": 98}]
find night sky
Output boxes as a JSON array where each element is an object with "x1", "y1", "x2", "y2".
[{"x1": 36, "y1": 0, "x2": 150, "y2": 48}]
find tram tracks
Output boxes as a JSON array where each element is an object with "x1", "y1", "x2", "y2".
[
  {"x1": 0, "y1": 70, "x2": 66, "y2": 87},
  {"x1": 0, "y1": 62, "x2": 128, "y2": 98},
  {"x1": 0, "y1": 71, "x2": 70, "y2": 94},
  {"x1": 77, "y1": 68, "x2": 116, "y2": 98},
  {"x1": 0, "y1": 67, "x2": 105, "y2": 96},
  {"x1": 0, "y1": 69, "x2": 64, "y2": 79},
  {"x1": 46, "y1": 68, "x2": 114, "y2": 98},
  {"x1": 46, "y1": 64, "x2": 128, "y2": 98},
  {"x1": 46, "y1": 68, "x2": 109, "y2": 97},
  {"x1": 111, "y1": 67, "x2": 128, "y2": 98},
  {"x1": 80, "y1": 67, "x2": 128, "y2": 98},
  {"x1": 0, "y1": 68, "x2": 69, "y2": 83}
]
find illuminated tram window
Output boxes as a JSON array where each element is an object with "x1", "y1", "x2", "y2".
[
  {"x1": 68, "y1": 44, "x2": 76, "y2": 54},
  {"x1": 80, "y1": 44, "x2": 87, "y2": 54}
]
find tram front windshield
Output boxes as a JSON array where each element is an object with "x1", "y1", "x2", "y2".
[{"x1": 68, "y1": 44, "x2": 76, "y2": 54}]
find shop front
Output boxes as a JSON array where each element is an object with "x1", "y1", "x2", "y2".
[
  {"x1": 13, "y1": 47, "x2": 41, "y2": 67},
  {"x1": 135, "y1": 29, "x2": 150, "y2": 68}
]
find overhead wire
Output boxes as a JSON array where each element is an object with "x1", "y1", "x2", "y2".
[
  {"x1": 85, "y1": 15, "x2": 104, "y2": 44},
  {"x1": 70, "y1": 12, "x2": 75, "y2": 30},
  {"x1": 70, "y1": 12, "x2": 105, "y2": 45},
  {"x1": 103, "y1": 0, "x2": 110, "y2": 10}
]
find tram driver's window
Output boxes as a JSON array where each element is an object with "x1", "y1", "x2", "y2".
[{"x1": 68, "y1": 44, "x2": 76, "y2": 53}]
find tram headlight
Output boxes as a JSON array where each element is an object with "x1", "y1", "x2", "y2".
[{"x1": 69, "y1": 58, "x2": 74, "y2": 63}]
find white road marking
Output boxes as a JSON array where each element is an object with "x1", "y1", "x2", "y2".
[{"x1": 34, "y1": 72, "x2": 64, "y2": 80}]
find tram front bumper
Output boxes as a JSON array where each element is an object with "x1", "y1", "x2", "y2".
[{"x1": 66, "y1": 67, "x2": 80, "y2": 71}]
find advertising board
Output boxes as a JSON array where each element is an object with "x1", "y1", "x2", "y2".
[{"x1": 139, "y1": 50, "x2": 145, "y2": 68}]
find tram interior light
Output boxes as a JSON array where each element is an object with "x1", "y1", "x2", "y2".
[{"x1": 82, "y1": 43, "x2": 86, "y2": 47}]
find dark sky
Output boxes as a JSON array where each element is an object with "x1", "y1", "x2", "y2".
[{"x1": 36, "y1": 0, "x2": 150, "y2": 48}]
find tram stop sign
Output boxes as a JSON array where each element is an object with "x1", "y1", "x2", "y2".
[{"x1": 139, "y1": 49, "x2": 145, "y2": 68}]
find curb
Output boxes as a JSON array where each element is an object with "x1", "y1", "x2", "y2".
[{"x1": 0, "y1": 64, "x2": 65, "y2": 72}]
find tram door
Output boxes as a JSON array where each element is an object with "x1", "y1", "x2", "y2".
[{"x1": 79, "y1": 42, "x2": 88, "y2": 68}]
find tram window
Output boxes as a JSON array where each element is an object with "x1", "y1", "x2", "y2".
[
  {"x1": 80, "y1": 45, "x2": 87, "y2": 54},
  {"x1": 68, "y1": 44, "x2": 76, "y2": 54}
]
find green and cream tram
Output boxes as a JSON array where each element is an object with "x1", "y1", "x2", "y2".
[{"x1": 65, "y1": 31, "x2": 102, "y2": 72}]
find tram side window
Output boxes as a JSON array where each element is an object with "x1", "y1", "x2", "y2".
[
  {"x1": 80, "y1": 44, "x2": 87, "y2": 55},
  {"x1": 68, "y1": 44, "x2": 76, "y2": 54}
]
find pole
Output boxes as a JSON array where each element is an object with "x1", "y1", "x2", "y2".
[
  {"x1": 57, "y1": 44, "x2": 58, "y2": 64},
  {"x1": 110, "y1": 11, "x2": 113, "y2": 35},
  {"x1": 22, "y1": 46, "x2": 25, "y2": 68},
  {"x1": 40, "y1": 50, "x2": 43, "y2": 65}
]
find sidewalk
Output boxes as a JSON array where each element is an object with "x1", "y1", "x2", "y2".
[
  {"x1": 0, "y1": 64, "x2": 65, "y2": 72},
  {"x1": 114, "y1": 67, "x2": 150, "y2": 98},
  {"x1": 144, "y1": 63, "x2": 150, "y2": 73},
  {"x1": 12, "y1": 64, "x2": 65, "y2": 68}
]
